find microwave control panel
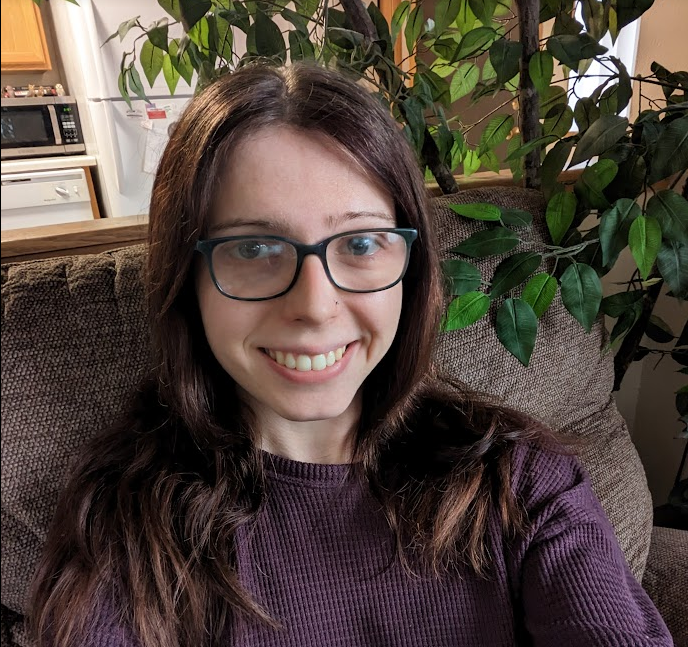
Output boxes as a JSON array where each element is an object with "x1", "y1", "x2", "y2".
[{"x1": 57, "y1": 105, "x2": 83, "y2": 144}]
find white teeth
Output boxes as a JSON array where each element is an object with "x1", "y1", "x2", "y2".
[
  {"x1": 296, "y1": 355, "x2": 312, "y2": 371},
  {"x1": 266, "y1": 345, "x2": 348, "y2": 372}
]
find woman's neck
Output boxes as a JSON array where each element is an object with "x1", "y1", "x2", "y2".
[{"x1": 247, "y1": 392, "x2": 361, "y2": 464}]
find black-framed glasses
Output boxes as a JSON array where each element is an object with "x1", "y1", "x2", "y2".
[{"x1": 195, "y1": 228, "x2": 418, "y2": 301}]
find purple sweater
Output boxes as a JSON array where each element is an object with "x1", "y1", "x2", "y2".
[{"x1": 90, "y1": 442, "x2": 672, "y2": 646}]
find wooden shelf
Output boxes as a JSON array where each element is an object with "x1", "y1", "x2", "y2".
[{"x1": 1, "y1": 215, "x2": 148, "y2": 263}]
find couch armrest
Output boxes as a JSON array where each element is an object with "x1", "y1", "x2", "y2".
[{"x1": 642, "y1": 525, "x2": 688, "y2": 646}]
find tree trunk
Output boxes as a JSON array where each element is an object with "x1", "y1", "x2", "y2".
[{"x1": 515, "y1": 0, "x2": 542, "y2": 189}]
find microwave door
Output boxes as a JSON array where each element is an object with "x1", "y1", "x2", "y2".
[{"x1": 0, "y1": 106, "x2": 66, "y2": 159}]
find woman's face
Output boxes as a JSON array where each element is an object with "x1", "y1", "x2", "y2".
[{"x1": 196, "y1": 126, "x2": 403, "y2": 425}]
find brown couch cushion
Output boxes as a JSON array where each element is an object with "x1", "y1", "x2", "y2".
[{"x1": 1, "y1": 246, "x2": 149, "y2": 615}]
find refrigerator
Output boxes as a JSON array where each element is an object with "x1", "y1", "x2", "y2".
[{"x1": 50, "y1": 0, "x2": 194, "y2": 218}]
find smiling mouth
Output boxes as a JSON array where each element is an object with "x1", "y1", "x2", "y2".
[{"x1": 262, "y1": 345, "x2": 349, "y2": 372}]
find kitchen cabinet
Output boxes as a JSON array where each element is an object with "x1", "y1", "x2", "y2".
[{"x1": 1, "y1": 0, "x2": 52, "y2": 71}]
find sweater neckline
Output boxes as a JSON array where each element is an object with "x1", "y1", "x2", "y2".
[{"x1": 261, "y1": 450, "x2": 360, "y2": 485}]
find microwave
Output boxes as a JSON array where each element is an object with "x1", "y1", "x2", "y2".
[{"x1": 1, "y1": 96, "x2": 86, "y2": 159}]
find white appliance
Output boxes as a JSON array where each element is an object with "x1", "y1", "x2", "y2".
[
  {"x1": 50, "y1": 1, "x2": 194, "y2": 219},
  {"x1": 1, "y1": 168, "x2": 95, "y2": 230}
]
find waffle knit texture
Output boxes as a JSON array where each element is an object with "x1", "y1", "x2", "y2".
[{"x1": 75, "y1": 443, "x2": 671, "y2": 647}]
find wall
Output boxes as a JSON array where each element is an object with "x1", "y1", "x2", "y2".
[
  {"x1": 1, "y1": 1, "x2": 69, "y2": 93},
  {"x1": 615, "y1": 0, "x2": 688, "y2": 506}
]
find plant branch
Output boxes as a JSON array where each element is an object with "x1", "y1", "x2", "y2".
[
  {"x1": 613, "y1": 275, "x2": 663, "y2": 391},
  {"x1": 514, "y1": 0, "x2": 541, "y2": 190}
]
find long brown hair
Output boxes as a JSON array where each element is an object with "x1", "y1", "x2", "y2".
[{"x1": 30, "y1": 62, "x2": 549, "y2": 647}]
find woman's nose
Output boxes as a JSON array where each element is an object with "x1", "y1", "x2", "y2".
[{"x1": 280, "y1": 255, "x2": 340, "y2": 323}]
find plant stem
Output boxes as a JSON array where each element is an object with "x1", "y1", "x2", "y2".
[
  {"x1": 613, "y1": 275, "x2": 663, "y2": 391},
  {"x1": 515, "y1": 0, "x2": 541, "y2": 190}
]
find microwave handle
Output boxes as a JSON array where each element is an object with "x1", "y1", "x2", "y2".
[{"x1": 47, "y1": 105, "x2": 62, "y2": 145}]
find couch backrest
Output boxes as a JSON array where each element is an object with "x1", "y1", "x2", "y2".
[{"x1": 1, "y1": 187, "x2": 652, "y2": 622}]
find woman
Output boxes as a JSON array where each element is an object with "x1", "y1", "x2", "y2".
[{"x1": 30, "y1": 62, "x2": 671, "y2": 647}]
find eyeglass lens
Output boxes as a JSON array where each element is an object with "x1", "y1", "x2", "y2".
[{"x1": 210, "y1": 231, "x2": 410, "y2": 299}]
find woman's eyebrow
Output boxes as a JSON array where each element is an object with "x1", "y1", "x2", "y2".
[{"x1": 209, "y1": 211, "x2": 395, "y2": 236}]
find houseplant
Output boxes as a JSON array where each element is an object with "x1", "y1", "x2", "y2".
[{"x1": 45, "y1": 0, "x2": 687, "y2": 502}]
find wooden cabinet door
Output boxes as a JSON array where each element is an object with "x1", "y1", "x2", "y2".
[{"x1": 1, "y1": 0, "x2": 52, "y2": 71}]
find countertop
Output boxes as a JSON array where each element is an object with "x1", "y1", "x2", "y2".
[{"x1": 1, "y1": 155, "x2": 97, "y2": 174}]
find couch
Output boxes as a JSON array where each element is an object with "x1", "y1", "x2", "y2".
[{"x1": 2, "y1": 187, "x2": 686, "y2": 646}]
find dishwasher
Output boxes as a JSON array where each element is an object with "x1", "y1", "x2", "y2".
[{"x1": 1, "y1": 168, "x2": 96, "y2": 231}]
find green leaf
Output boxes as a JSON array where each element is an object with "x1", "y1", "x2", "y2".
[
  {"x1": 127, "y1": 65, "x2": 147, "y2": 101},
  {"x1": 560, "y1": 263, "x2": 603, "y2": 332},
  {"x1": 646, "y1": 315, "x2": 675, "y2": 343},
  {"x1": 140, "y1": 40, "x2": 165, "y2": 87},
  {"x1": 162, "y1": 52, "x2": 180, "y2": 94},
  {"x1": 547, "y1": 33, "x2": 607, "y2": 71},
  {"x1": 496, "y1": 298, "x2": 538, "y2": 366},
  {"x1": 117, "y1": 70, "x2": 132, "y2": 108},
  {"x1": 158, "y1": 0, "x2": 182, "y2": 22},
  {"x1": 543, "y1": 104, "x2": 574, "y2": 139},
  {"x1": 541, "y1": 140, "x2": 574, "y2": 195},
  {"x1": 546, "y1": 191, "x2": 577, "y2": 245},
  {"x1": 434, "y1": 0, "x2": 462, "y2": 32},
  {"x1": 391, "y1": 0, "x2": 411, "y2": 44},
  {"x1": 116, "y1": 16, "x2": 140, "y2": 42},
  {"x1": 489, "y1": 252, "x2": 542, "y2": 299},
  {"x1": 449, "y1": 63, "x2": 480, "y2": 101},
  {"x1": 599, "y1": 198, "x2": 641, "y2": 266},
  {"x1": 214, "y1": 14, "x2": 233, "y2": 61},
  {"x1": 539, "y1": 85, "x2": 567, "y2": 117},
  {"x1": 489, "y1": 38, "x2": 522, "y2": 85},
  {"x1": 611, "y1": 56, "x2": 632, "y2": 112},
  {"x1": 441, "y1": 259, "x2": 482, "y2": 295},
  {"x1": 600, "y1": 290, "x2": 643, "y2": 317},
  {"x1": 289, "y1": 30, "x2": 315, "y2": 60},
  {"x1": 179, "y1": 0, "x2": 211, "y2": 31},
  {"x1": 405, "y1": 5, "x2": 424, "y2": 54},
  {"x1": 451, "y1": 27, "x2": 497, "y2": 62},
  {"x1": 254, "y1": 11, "x2": 286, "y2": 61},
  {"x1": 657, "y1": 241, "x2": 688, "y2": 299},
  {"x1": 521, "y1": 272, "x2": 558, "y2": 317},
  {"x1": 615, "y1": 0, "x2": 655, "y2": 31},
  {"x1": 529, "y1": 50, "x2": 554, "y2": 95},
  {"x1": 169, "y1": 38, "x2": 193, "y2": 85},
  {"x1": 648, "y1": 116, "x2": 688, "y2": 184},
  {"x1": 401, "y1": 96, "x2": 425, "y2": 154},
  {"x1": 448, "y1": 202, "x2": 502, "y2": 221},
  {"x1": 646, "y1": 190, "x2": 688, "y2": 245},
  {"x1": 443, "y1": 291, "x2": 491, "y2": 331},
  {"x1": 504, "y1": 134, "x2": 558, "y2": 162},
  {"x1": 629, "y1": 215, "x2": 662, "y2": 280},
  {"x1": 462, "y1": 149, "x2": 481, "y2": 176},
  {"x1": 581, "y1": 0, "x2": 608, "y2": 41},
  {"x1": 609, "y1": 305, "x2": 642, "y2": 345},
  {"x1": 147, "y1": 19, "x2": 170, "y2": 51},
  {"x1": 468, "y1": 0, "x2": 498, "y2": 25},
  {"x1": 451, "y1": 227, "x2": 520, "y2": 258},
  {"x1": 478, "y1": 114, "x2": 514, "y2": 155},
  {"x1": 570, "y1": 115, "x2": 628, "y2": 166},
  {"x1": 500, "y1": 208, "x2": 533, "y2": 228},
  {"x1": 574, "y1": 97, "x2": 600, "y2": 132},
  {"x1": 574, "y1": 158, "x2": 618, "y2": 210}
]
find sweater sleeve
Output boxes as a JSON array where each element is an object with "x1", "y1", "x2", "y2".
[{"x1": 509, "y1": 443, "x2": 673, "y2": 647}]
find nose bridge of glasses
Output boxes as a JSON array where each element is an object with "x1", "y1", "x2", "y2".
[{"x1": 294, "y1": 240, "x2": 336, "y2": 289}]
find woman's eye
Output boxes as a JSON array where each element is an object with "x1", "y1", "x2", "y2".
[
  {"x1": 346, "y1": 236, "x2": 381, "y2": 256},
  {"x1": 232, "y1": 241, "x2": 282, "y2": 260}
]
